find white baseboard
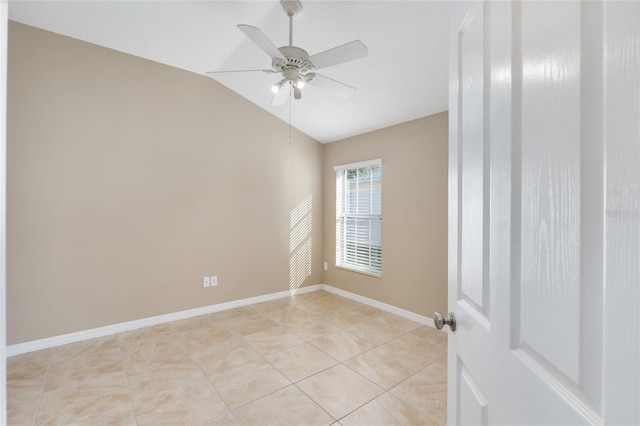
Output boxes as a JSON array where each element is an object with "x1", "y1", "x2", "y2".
[
  {"x1": 321, "y1": 284, "x2": 435, "y2": 328},
  {"x1": 6, "y1": 284, "x2": 322, "y2": 357},
  {"x1": 6, "y1": 283, "x2": 434, "y2": 357}
]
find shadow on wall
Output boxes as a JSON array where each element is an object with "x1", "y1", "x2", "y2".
[{"x1": 289, "y1": 194, "x2": 313, "y2": 294}]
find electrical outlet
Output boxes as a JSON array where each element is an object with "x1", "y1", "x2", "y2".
[
  {"x1": 211, "y1": 275, "x2": 218, "y2": 287},
  {"x1": 203, "y1": 276, "x2": 211, "y2": 288},
  {"x1": 323, "y1": 262, "x2": 328, "y2": 271}
]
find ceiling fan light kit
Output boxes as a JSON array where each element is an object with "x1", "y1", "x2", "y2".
[{"x1": 206, "y1": 0, "x2": 368, "y2": 105}]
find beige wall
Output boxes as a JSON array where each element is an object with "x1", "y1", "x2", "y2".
[
  {"x1": 7, "y1": 22, "x2": 323, "y2": 344},
  {"x1": 322, "y1": 113, "x2": 448, "y2": 317}
]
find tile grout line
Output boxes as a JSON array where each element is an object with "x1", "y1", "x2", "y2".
[
  {"x1": 291, "y1": 380, "x2": 338, "y2": 424},
  {"x1": 178, "y1": 321, "x2": 249, "y2": 424},
  {"x1": 221, "y1": 355, "x2": 295, "y2": 417},
  {"x1": 386, "y1": 354, "x2": 448, "y2": 423},
  {"x1": 304, "y1": 320, "x2": 445, "y2": 423},
  {"x1": 118, "y1": 342, "x2": 140, "y2": 426},
  {"x1": 282, "y1": 336, "x2": 387, "y2": 424},
  {"x1": 29, "y1": 356, "x2": 51, "y2": 426},
  {"x1": 191, "y1": 349, "x2": 241, "y2": 424}
]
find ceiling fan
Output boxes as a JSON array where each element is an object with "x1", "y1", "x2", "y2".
[{"x1": 206, "y1": 0, "x2": 368, "y2": 105}]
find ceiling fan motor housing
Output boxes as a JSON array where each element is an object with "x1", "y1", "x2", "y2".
[{"x1": 272, "y1": 46, "x2": 314, "y2": 74}]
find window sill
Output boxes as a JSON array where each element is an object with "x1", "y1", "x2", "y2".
[{"x1": 335, "y1": 264, "x2": 381, "y2": 278}]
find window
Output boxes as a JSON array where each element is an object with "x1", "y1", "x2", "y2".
[{"x1": 335, "y1": 159, "x2": 382, "y2": 276}]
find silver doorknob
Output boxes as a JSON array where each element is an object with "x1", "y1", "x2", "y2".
[{"x1": 433, "y1": 312, "x2": 456, "y2": 331}]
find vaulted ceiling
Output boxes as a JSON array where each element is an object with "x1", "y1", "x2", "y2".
[{"x1": 9, "y1": 1, "x2": 471, "y2": 143}]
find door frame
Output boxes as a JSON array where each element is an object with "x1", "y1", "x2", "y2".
[{"x1": 1, "y1": 2, "x2": 9, "y2": 424}]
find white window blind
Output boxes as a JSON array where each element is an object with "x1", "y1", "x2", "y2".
[{"x1": 335, "y1": 159, "x2": 382, "y2": 276}]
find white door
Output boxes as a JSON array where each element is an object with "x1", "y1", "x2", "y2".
[{"x1": 447, "y1": 1, "x2": 639, "y2": 424}]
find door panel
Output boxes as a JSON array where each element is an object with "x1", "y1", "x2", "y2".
[
  {"x1": 517, "y1": 0, "x2": 582, "y2": 384},
  {"x1": 512, "y1": 1, "x2": 605, "y2": 416},
  {"x1": 458, "y1": 363, "x2": 488, "y2": 426},
  {"x1": 460, "y1": 3, "x2": 488, "y2": 317},
  {"x1": 448, "y1": 1, "x2": 639, "y2": 424}
]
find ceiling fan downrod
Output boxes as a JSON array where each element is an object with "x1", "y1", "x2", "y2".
[
  {"x1": 281, "y1": 0, "x2": 303, "y2": 47},
  {"x1": 273, "y1": 0, "x2": 306, "y2": 98},
  {"x1": 289, "y1": 14, "x2": 293, "y2": 46}
]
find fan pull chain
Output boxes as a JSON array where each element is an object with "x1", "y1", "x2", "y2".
[{"x1": 288, "y1": 85, "x2": 292, "y2": 145}]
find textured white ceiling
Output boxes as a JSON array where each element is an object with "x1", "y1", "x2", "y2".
[{"x1": 9, "y1": 0, "x2": 471, "y2": 143}]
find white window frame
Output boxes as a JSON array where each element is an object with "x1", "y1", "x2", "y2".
[{"x1": 334, "y1": 159, "x2": 382, "y2": 277}]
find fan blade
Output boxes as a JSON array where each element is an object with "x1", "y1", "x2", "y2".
[
  {"x1": 271, "y1": 84, "x2": 290, "y2": 105},
  {"x1": 205, "y1": 69, "x2": 275, "y2": 75},
  {"x1": 307, "y1": 73, "x2": 356, "y2": 98},
  {"x1": 237, "y1": 24, "x2": 285, "y2": 60},
  {"x1": 308, "y1": 40, "x2": 368, "y2": 71}
]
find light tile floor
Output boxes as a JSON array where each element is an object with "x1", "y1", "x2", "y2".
[{"x1": 7, "y1": 290, "x2": 447, "y2": 425}]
